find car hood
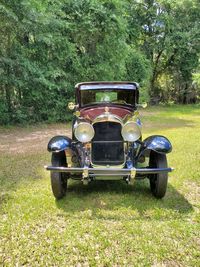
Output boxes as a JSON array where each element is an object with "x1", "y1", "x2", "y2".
[{"x1": 80, "y1": 106, "x2": 132, "y2": 121}]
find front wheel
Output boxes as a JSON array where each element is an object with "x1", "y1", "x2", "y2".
[
  {"x1": 149, "y1": 152, "x2": 168, "y2": 199},
  {"x1": 51, "y1": 151, "x2": 68, "y2": 199}
]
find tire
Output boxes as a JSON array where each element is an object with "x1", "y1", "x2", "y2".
[
  {"x1": 51, "y1": 151, "x2": 68, "y2": 199},
  {"x1": 149, "y1": 152, "x2": 168, "y2": 199}
]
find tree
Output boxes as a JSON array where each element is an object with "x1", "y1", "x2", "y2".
[
  {"x1": 127, "y1": 0, "x2": 200, "y2": 103},
  {"x1": 0, "y1": 0, "x2": 128, "y2": 123}
]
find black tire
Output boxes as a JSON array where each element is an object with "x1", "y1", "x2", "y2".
[
  {"x1": 149, "y1": 152, "x2": 168, "y2": 199},
  {"x1": 51, "y1": 151, "x2": 68, "y2": 199}
]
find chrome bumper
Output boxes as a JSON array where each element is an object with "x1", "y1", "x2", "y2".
[{"x1": 45, "y1": 166, "x2": 174, "y2": 178}]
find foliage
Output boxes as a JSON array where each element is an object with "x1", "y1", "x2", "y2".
[
  {"x1": 127, "y1": 0, "x2": 200, "y2": 103},
  {"x1": 0, "y1": 0, "x2": 200, "y2": 124},
  {"x1": 124, "y1": 46, "x2": 152, "y2": 85},
  {"x1": 124, "y1": 46, "x2": 152, "y2": 102},
  {"x1": 0, "y1": 0, "x2": 128, "y2": 123},
  {"x1": 192, "y1": 61, "x2": 200, "y2": 101}
]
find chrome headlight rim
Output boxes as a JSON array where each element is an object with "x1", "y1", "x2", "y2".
[
  {"x1": 121, "y1": 121, "x2": 141, "y2": 142},
  {"x1": 74, "y1": 122, "x2": 95, "y2": 143}
]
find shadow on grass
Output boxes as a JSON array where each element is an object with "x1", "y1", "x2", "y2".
[{"x1": 56, "y1": 180, "x2": 193, "y2": 220}]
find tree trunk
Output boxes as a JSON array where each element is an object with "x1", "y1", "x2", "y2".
[
  {"x1": 5, "y1": 33, "x2": 12, "y2": 120},
  {"x1": 182, "y1": 83, "x2": 188, "y2": 104},
  {"x1": 5, "y1": 85, "x2": 12, "y2": 116}
]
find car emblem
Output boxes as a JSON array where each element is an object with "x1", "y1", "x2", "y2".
[{"x1": 105, "y1": 107, "x2": 109, "y2": 113}]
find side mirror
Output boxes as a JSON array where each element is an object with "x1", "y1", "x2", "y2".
[
  {"x1": 136, "y1": 102, "x2": 147, "y2": 109},
  {"x1": 68, "y1": 102, "x2": 75, "y2": 110}
]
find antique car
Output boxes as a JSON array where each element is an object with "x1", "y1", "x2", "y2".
[{"x1": 45, "y1": 82, "x2": 173, "y2": 199}]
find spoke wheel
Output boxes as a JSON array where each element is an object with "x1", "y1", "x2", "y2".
[
  {"x1": 51, "y1": 151, "x2": 67, "y2": 199},
  {"x1": 149, "y1": 152, "x2": 168, "y2": 199}
]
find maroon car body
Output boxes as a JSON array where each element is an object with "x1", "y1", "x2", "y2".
[
  {"x1": 46, "y1": 82, "x2": 173, "y2": 199},
  {"x1": 80, "y1": 106, "x2": 131, "y2": 121}
]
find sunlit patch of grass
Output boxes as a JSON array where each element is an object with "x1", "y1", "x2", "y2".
[{"x1": 0, "y1": 105, "x2": 200, "y2": 266}]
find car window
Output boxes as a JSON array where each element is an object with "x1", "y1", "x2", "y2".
[
  {"x1": 96, "y1": 92, "x2": 117, "y2": 102},
  {"x1": 80, "y1": 89, "x2": 135, "y2": 106}
]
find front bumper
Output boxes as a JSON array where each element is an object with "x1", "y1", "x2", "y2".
[{"x1": 45, "y1": 166, "x2": 174, "y2": 179}]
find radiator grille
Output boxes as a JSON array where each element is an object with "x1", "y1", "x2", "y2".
[{"x1": 91, "y1": 122, "x2": 124, "y2": 165}]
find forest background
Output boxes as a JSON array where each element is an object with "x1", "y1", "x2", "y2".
[{"x1": 0, "y1": 0, "x2": 200, "y2": 124}]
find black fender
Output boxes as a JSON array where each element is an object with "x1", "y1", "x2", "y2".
[
  {"x1": 47, "y1": 136, "x2": 72, "y2": 153},
  {"x1": 138, "y1": 135, "x2": 172, "y2": 159}
]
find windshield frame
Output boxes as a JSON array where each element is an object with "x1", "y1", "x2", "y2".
[
  {"x1": 76, "y1": 82, "x2": 139, "y2": 108},
  {"x1": 80, "y1": 89, "x2": 135, "y2": 108}
]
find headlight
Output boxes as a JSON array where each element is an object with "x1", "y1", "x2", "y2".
[
  {"x1": 74, "y1": 122, "x2": 94, "y2": 143},
  {"x1": 121, "y1": 121, "x2": 141, "y2": 142}
]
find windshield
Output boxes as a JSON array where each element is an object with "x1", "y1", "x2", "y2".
[{"x1": 80, "y1": 89, "x2": 136, "y2": 107}]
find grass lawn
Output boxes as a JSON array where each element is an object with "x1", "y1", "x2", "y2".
[{"x1": 0, "y1": 105, "x2": 200, "y2": 266}]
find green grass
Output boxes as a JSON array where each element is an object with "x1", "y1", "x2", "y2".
[{"x1": 0, "y1": 105, "x2": 200, "y2": 266}]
